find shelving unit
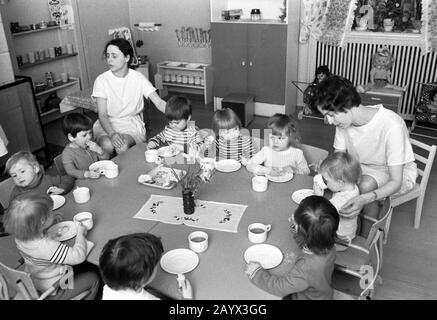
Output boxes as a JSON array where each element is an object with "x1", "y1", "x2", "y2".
[
  {"x1": 11, "y1": 23, "x2": 75, "y2": 37},
  {"x1": 35, "y1": 77, "x2": 79, "y2": 97},
  {"x1": 19, "y1": 53, "x2": 78, "y2": 70},
  {"x1": 156, "y1": 61, "x2": 212, "y2": 104}
]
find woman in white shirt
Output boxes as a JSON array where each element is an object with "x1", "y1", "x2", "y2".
[
  {"x1": 92, "y1": 39, "x2": 166, "y2": 155},
  {"x1": 313, "y1": 76, "x2": 417, "y2": 232}
]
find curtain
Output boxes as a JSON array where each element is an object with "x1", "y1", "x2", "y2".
[
  {"x1": 421, "y1": 0, "x2": 437, "y2": 53},
  {"x1": 299, "y1": 0, "x2": 329, "y2": 43}
]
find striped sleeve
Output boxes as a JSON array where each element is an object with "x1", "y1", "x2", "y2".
[{"x1": 50, "y1": 243, "x2": 70, "y2": 264}]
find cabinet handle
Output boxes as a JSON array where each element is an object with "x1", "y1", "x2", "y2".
[
  {"x1": 241, "y1": 61, "x2": 246, "y2": 66},
  {"x1": 249, "y1": 61, "x2": 253, "y2": 67}
]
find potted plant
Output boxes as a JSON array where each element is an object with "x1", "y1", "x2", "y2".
[
  {"x1": 171, "y1": 163, "x2": 214, "y2": 215},
  {"x1": 376, "y1": 0, "x2": 402, "y2": 31}
]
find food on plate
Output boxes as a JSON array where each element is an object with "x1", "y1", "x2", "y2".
[{"x1": 269, "y1": 166, "x2": 293, "y2": 177}]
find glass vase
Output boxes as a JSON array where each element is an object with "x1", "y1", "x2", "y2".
[{"x1": 182, "y1": 188, "x2": 195, "y2": 215}]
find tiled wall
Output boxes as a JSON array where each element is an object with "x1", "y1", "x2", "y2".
[{"x1": 0, "y1": 8, "x2": 14, "y2": 85}]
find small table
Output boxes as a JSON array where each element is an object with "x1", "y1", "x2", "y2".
[{"x1": 360, "y1": 87, "x2": 406, "y2": 118}]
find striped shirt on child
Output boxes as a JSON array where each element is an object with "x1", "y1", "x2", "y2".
[
  {"x1": 148, "y1": 125, "x2": 203, "y2": 153},
  {"x1": 204, "y1": 135, "x2": 257, "y2": 162}
]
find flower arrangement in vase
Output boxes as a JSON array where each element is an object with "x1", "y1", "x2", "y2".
[
  {"x1": 376, "y1": 0, "x2": 402, "y2": 31},
  {"x1": 171, "y1": 163, "x2": 215, "y2": 215}
]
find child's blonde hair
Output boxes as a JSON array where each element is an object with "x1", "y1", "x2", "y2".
[
  {"x1": 4, "y1": 193, "x2": 54, "y2": 241},
  {"x1": 211, "y1": 108, "x2": 242, "y2": 135},
  {"x1": 319, "y1": 152, "x2": 361, "y2": 184},
  {"x1": 267, "y1": 113, "x2": 301, "y2": 147},
  {"x1": 5, "y1": 151, "x2": 41, "y2": 174}
]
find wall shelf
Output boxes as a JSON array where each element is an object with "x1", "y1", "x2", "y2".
[
  {"x1": 35, "y1": 77, "x2": 79, "y2": 97},
  {"x1": 12, "y1": 24, "x2": 75, "y2": 37},
  {"x1": 19, "y1": 53, "x2": 78, "y2": 70}
]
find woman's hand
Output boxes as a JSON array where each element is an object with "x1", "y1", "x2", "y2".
[
  {"x1": 340, "y1": 194, "x2": 372, "y2": 217},
  {"x1": 110, "y1": 132, "x2": 125, "y2": 149}
]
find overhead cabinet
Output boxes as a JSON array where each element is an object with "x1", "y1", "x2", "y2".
[{"x1": 211, "y1": 22, "x2": 287, "y2": 105}]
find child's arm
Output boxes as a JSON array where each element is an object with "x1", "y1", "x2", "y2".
[
  {"x1": 147, "y1": 130, "x2": 167, "y2": 149},
  {"x1": 86, "y1": 141, "x2": 110, "y2": 160},
  {"x1": 245, "y1": 259, "x2": 309, "y2": 297},
  {"x1": 241, "y1": 137, "x2": 258, "y2": 164},
  {"x1": 46, "y1": 173, "x2": 75, "y2": 194},
  {"x1": 62, "y1": 151, "x2": 90, "y2": 180},
  {"x1": 59, "y1": 223, "x2": 88, "y2": 265},
  {"x1": 246, "y1": 148, "x2": 271, "y2": 175},
  {"x1": 293, "y1": 150, "x2": 311, "y2": 175},
  {"x1": 177, "y1": 278, "x2": 194, "y2": 300}
]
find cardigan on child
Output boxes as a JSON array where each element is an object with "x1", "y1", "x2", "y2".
[{"x1": 61, "y1": 144, "x2": 108, "y2": 179}]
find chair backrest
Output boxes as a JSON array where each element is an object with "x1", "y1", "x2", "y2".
[
  {"x1": 415, "y1": 82, "x2": 437, "y2": 107},
  {"x1": 0, "y1": 177, "x2": 14, "y2": 209},
  {"x1": 53, "y1": 154, "x2": 66, "y2": 176},
  {"x1": 364, "y1": 198, "x2": 392, "y2": 249},
  {"x1": 410, "y1": 138, "x2": 437, "y2": 192},
  {"x1": 300, "y1": 143, "x2": 329, "y2": 171},
  {"x1": 0, "y1": 260, "x2": 39, "y2": 300}
]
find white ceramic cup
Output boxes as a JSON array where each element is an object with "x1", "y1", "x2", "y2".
[
  {"x1": 252, "y1": 176, "x2": 268, "y2": 192},
  {"x1": 101, "y1": 163, "x2": 119, "y2": 178},
  {"x1": 66, "y1": 43, "x2": 74, "y2": 54},
  {"x1": 48, "y1": 47, "x2": 56, "y2": 59},
  {"x1": 248, "y1": 223, "x2": 271, "y2": 243},
  {"x1": 27, "y1": 52, "x2": 35, "y2": 64},
  {"x1": 188, "y1": 231, "x2": 209, "y2": 253},
  {"x1": 73, "y1": 211, "x2": 93, "y2": 231},
  {"x1": 73, "y1": 187, "x2": 90, "y2": 204},
  {"x1": 145, "y1": 149, "x2": 159, "y2": 163},
  {"x1": 61, "y1": 72, "x2": 68, "y2": 83},
  {"x1": 313, "y1": 174, "x2": 327, "y2": 195}
]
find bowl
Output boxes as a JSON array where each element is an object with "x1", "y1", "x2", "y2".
[{"x1": 73, "y1": 212, "x2": 93, "y2": 230}]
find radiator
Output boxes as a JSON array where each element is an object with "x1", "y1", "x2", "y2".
[{"x1": 315, "y1": 41, "x2": 437, "y2": 117}]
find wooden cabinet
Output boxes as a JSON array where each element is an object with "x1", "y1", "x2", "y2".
[{"x1": 211, "y1": 22, "x2": 287, "y2": 105}]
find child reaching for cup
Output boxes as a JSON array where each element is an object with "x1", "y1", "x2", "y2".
[
  {"x1": 99, "y1": 233, "x2": 193, "y2": 300},
  {"x1": 202, "y1": 108, "x2": 257, "y2": 164},
  {"x1": 244, "y1": 195, "x2": 339, "y2": 300},
  {"x1": 314, "y1": 152, "x2": 361, "y2": 247},
  {"x1": 61, "y1": 113, "x2": 111, "y2": 179},
  {"x1": 3, "y1": 193, "x2": 100, "y2": 299},
  {"x1": 5, "y1": 151, "x2": 75, "y2": 205},
  {"x1": 246, "y1": 114, "x2": 310, "y2": 176}
]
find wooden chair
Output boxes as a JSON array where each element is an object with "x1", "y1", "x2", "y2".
[
  {"x1": 390, "y1": 138, "x2": 436, "y2": 229},
  {"x1": 410, "y1": 82, "x2": 437, "y2": 140},
  {"x1": 0, "y1": 260, "x2": 90, "y2": 300},
  {"x1": 53, "y1": 154, "x2": 66, "y2": 176},
  {"x1": 300, "y1": 143, "x2": 329, "y2": 175},
  {"x1": 334, "y1": 198, "x2": 392, "y2": 299},
  {"x1": 0, "y1": 177, "x2": 14, "y2": 209}
]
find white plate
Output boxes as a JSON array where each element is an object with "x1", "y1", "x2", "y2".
[
  {"x1": 157, "y1": 145, "x2": 180, "y2": 158},
  {"x1": 244, "y1": 244, "x2": 283, "y2": 269},
  {"x1": 160, "y1": 248, "x2": 199, "y2": 274},
  {"x1": 214, "y1": 159, "x2": 241, "y2": 173},
  {"x1": 47, "y1": 221, "x2": 77, "y2": 242},
  {"x1": 266, "y1": 172, "x2": 294, "y2": 183},
  {"x1": 291, "y1": 189, "x2": 314, "y2": 204},
  {"x1": 89, "y1": 160, "x2": 116, "y2": 172},
  {"x1": 50, "y1": 195, "x2": 65, "y2": 210}
]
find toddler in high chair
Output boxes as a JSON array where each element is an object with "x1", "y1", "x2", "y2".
[
  {"x1": 6, "y1": 151, "x2": 75, "y2": 205},
  {"x1": 314, "y1": 152, "x2": 361, "y2": 248},
  {"x1": 202, "y1": 108, "x2": 257, "y2": 163},
  {"x1": 147, "y1": 95, "x2": 203, "y2": 156},
  {"x1": 99, "y1": 233, "x2": 193, "y2": 300},
  {"x1": 245, "y1": 195, "x2": 339, "y2": 300},
  {"x1": 3, "y1": 193, "x2": 100, "y2": 299},
  {"x1": 246, "y1": 113, "x2": 310, "y2": 176},
  {"x1": 61, "y1": 113, "x2": 110, "y2": 179}
]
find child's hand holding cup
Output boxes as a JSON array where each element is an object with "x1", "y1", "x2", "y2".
[{"x1": 313, "y1": 174, "x2": 327, "y2": 196}]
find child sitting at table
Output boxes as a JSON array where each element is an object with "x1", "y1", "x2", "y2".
[
  {"x1": 202, "y1": 108, "x2": 257, "y2": 163},
  {"x1": 245, "y1": 195, "x2": 339, "y2": 300},
  {"x1": 99, "y1": 233, "x2": 193, "y2": 300},
  {"x1": 61, "y1": 113, "x2": 110, "y2": 179},
  {"x1": 5, "y1": 151, "x2": 75, "y2": 204},
  {"x1": 315, "y1": 152, "x2": 361, "y2": 247},
  {"x1": 3, "y1": 193, "x2": 100, "y2": 299},
  {"x1": 246, "y1": 113, "x2": 310, "y2": 175},
  {"x1": 147, "y1": 95, "x2": 203, "y2": 155}
]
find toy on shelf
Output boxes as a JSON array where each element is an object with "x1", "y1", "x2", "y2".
[{"x1": 357, "y1": 46, "x2": 405, "y2": 93}]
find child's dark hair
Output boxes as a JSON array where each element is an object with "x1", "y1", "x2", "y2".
[
  {"x1": 62, "y1": 113, "x2": 93, "y2": 138},
  {"x1": 165, "y1": 95, "x2": 192, "y2": 121},
  {"x1": 4, "y1": 193, "x2": 54, "y2": 241},
  {"x1": 314, "y1": 65, "x2": 330, "y2": 83},
  {"x1": 211, "y1": 108, "x2": 242, "y2": 135},
  {"x1": 319, "y1": 152, "x2": 361, "y2": 185},
  {"x1": 103, "y1": 38, "x2": 134, "y2": 68},
  {"x1": 99, "y1": 233, "x2": 164, "y2": 291},
  {"x1": 267, "y1": 113, "x2": 301, "y2": 147},
  {"x1": 293, "y1": 195, "x2": 339, "y2": 255}
]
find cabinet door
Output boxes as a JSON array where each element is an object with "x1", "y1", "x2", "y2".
[
  {"x1": 211, "y1": 23, "x2": 247, "y2": 98},
  {"x1": 247, "y1": 24, "x2": 287, "y2": 105}
]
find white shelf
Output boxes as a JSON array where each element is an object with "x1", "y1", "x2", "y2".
[
  {"x1": 12, "y1": 24, "x2": 75, "y2": 37},
  {"x1": 162, "y1": 82, "x2": 205, "y2": 89},
  {"x1": 35, "y1": 77, "x2": 79, "y2": 97},
  {"x1": 211, "y1": 19, "x2": 286, "y2": 25}
]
